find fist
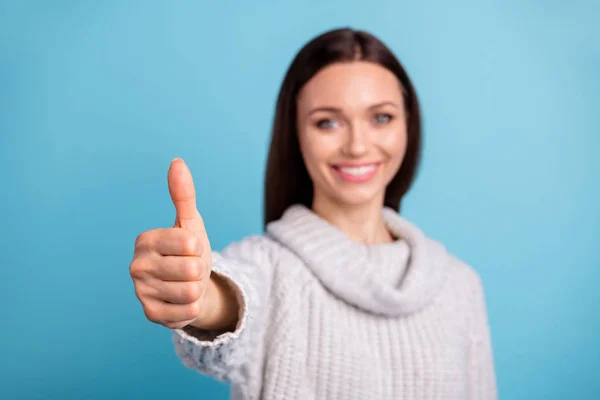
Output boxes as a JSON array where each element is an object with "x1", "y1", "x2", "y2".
[{"x1": 130, "y1": 158, "x2": 213, "y2": 329}]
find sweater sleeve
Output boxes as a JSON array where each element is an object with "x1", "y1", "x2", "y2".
[
  {"x1": 467, "y1": 274, "x2": 498, "y2": 400},
  {"x1": 171, "y1": 235, "x2": 275, "y2": 387}
]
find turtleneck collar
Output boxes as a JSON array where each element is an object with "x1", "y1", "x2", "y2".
[{"x1": 265, "y1": 204, "x2": 450, "y2": 317}]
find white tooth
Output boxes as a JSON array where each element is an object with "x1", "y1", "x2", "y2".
[{"x1": 340, "y1": 165, "x2": 376, "y2": 176}]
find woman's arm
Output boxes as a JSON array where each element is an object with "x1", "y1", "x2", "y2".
[
  {"x1": 172, "y1": 235, "x2": 276, "y2": 387},
  {"x1": 187, "y1": 271, "x2": 241, "y2": 333}
]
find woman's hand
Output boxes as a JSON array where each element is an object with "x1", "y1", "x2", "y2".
[{"x1": 130, "y1": 158, "x2": 224, "y2": 330}]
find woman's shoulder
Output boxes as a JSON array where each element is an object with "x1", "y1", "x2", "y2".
[
  {"x1": 419, "y1": 231, "x2": 487, "y2": 298},
  {"x1": 446, "y1": 252, "x2": 486, "y2": 292},
  {"x1": 428, "y1": 240, "x2": 489, "y2": 311}
]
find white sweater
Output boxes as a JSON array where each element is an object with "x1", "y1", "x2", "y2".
[{"x1": 172, "y1": 205, "x2": 497, "y2": 400}]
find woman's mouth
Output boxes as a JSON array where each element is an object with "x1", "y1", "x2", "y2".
[{"x1": 331, "y1": 162, "x2": 381, "y2": 183}]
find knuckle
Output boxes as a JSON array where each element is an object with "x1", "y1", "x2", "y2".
[
  {"x1": 133, "y1": 288, "x2": 145, "y2": 304},
  {"x1": 129, "y1": 258, "x2": 146, "y2": 279},
  {"x1": 181, "y1": 282, "x2": 201, "y2": 302},
  {"x1": 186, "y1": 301, "x2": 202, "y2": 320},
  {"x1": 143, "y1": 304, "x2": 161, "y2": 323},
  {"x1": 184, "y1": 234, "x2": 200, "y2": 254},
  {"x1": 135, "y1": 231, "x2": 150, "y2": 250},
  {"x1": 182, "y1": 258, "x2": 200, "y2": 280}
]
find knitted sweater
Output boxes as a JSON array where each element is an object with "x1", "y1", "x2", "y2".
[{"x1": 172, "y1": 205, "x2": 497, "y2": 400}]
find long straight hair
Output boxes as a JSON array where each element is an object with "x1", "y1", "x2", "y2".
[{"x1": 264, "y1": 28, "x2": 422, "y2": 227}]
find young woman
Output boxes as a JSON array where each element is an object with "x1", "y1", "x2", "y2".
[{"x1": 130, "y1": 28, "x2": 497, "y2": 400}]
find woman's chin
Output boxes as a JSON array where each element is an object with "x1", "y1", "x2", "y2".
[
  {"x1": 330, "y1": 187, "x2": 385, "y2": 208},
  {"x1": 313, "y1": 175, "x2": 387, "y2": 209}
]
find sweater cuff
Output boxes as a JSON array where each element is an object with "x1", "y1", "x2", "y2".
[{"x1": 171, "y1": 252, "x2": 249, "y2": 381}]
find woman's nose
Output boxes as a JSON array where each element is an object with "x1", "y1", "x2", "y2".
[{"x1": 342, "y1": 124, "x2": 369, "y2": 157}]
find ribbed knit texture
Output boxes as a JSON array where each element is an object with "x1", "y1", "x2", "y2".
[{"x1": 172, "y1": 205, "x2": 497, "y2": 400}]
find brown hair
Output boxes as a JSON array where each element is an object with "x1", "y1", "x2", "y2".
[{"x1": 264, "y1": 27, "x2": 422, "y2": 227}]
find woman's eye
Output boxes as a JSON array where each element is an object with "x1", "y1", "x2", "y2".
[
  {"x1": 316, "y1": 118, "x2": 339, "y2": 130},
  {"x1": 374, "y1": 113, "x2": 393, "y2": 124}
]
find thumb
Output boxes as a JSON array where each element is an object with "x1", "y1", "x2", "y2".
[{"x1": 168, "y1": 158, "x2": 205, "y2": 233}]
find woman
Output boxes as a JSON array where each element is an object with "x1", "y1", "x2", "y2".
[{"x1": 130, "y1": 28, "x2": 497, "y2": 400}]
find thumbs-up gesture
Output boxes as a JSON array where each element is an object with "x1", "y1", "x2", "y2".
[
  {"x1": 130, "y1": 158, "x2": 221, "y2": 330},
  {"x1": 168, "y1": 157, "x2": 213, "y2": 269}
]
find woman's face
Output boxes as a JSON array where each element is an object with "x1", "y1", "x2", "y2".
[{"x1": 296, "y1": 61, "x2": 408, "y2": 210}]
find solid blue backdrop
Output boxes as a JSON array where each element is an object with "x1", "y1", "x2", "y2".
[{"x1": 1, "y1": 1, "x2": 598, "y2": 399}]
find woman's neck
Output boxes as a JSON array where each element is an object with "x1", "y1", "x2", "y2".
[{"x1": 311, "y1": 196, "x2": 394, "y2": 244}]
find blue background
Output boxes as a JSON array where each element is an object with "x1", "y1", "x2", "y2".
[{"x1": 1, "y1": 1, "x2": 598, "y2": 399}]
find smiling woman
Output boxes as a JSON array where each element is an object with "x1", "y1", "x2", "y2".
[
  {"x1": 295, "y1": 62, "x2": 409, "y2": 239},
  {"x1": 130, "y1": 27, "x2": 497, "y2": 400},
  {"x1": 264, "y1": 29, "x2": 422, "y2": 232}
]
